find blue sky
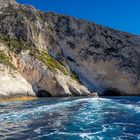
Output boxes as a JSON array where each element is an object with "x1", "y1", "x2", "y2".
[{"x1": 17, "y1": 0, "x2": 140, "y2": 35}]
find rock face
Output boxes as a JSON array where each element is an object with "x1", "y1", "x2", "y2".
[
  {"x1": 0, "y1": 0, "x2": 16, "y2": 9},
  {"x1": 0, "y1": 0, "x2": 93, "y2": 98},
  {"x1": 0, "y1": 0, "x2": 140, "y2": 97},
  {"x1": 0, "y1": 41, "x2": 92, "y2": 98},
  {"x1": 46, "y1": 14, "x2": 140, "y2": 95},
  {"x1": 0, "y1": 64, "x2": 35, "y2": 98}
]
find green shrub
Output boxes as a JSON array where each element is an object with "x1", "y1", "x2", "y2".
[
  {"x1": 0, "y1": 33, "x2": 78, "y2": 80},
  {"x1": 0, "y1": 33, "x2": 30, "y2": 53},
  {"x1": 36, "y1": 51, "x2": 69, "y2": 75},
  {"x1": 0, "y1": 50, "x2": 16, "y2": 69}
]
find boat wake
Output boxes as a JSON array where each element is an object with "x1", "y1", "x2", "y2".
[{"x1": 0, "y1": 97, "x2": 140, "y2": 140}]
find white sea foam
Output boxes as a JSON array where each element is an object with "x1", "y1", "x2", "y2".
[
  {"x1": 125, "y1": 104, "x2": 140, "y2": 113},
  {"x1": 0, "y1": 97, "x2": 140, "y2": 140},
  {"x1": 34, "y1": 128, "x2": 41, "y2": 134},
  {"x1": 0, "y1": 98, "x2": 98, "y2": 121}
]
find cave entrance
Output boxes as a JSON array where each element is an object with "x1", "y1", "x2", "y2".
[
  {"x1": 36, "y1": 90, "x2": 52, "y2": 97},
  {"x1": 103, "y1": 88, "x2": 122, "y2": 96}
]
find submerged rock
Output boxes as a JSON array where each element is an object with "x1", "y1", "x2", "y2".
[{"x1": 0, "y1": 0, "x2": 140, "y2": 97}]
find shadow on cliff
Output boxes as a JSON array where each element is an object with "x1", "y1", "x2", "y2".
[
  {"x1": 35, "y1": 90, "x2": 52, "y2": 97},
  {"x1": 101, "y1": 88, "x2": 125, "y2": 96}
]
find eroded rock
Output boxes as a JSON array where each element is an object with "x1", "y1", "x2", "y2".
[{"x1": 0, "y1": 0, "x2": 140, "y2": 97}]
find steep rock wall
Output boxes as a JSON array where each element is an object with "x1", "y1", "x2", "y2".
[{"x1": 0, "y1": 0, "x2": 140, "y2": 96}]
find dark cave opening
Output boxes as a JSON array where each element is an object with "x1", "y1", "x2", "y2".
[
  {"x1": 102, "y1": 88, "x2": 123, "y2": 96},
  {"x1": 36, "y1": 90, "x2": 52, "y2": 97}
]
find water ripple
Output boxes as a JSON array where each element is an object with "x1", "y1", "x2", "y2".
[{"x1": 0, "y1": 97, "x2": 140, "y2": 140}]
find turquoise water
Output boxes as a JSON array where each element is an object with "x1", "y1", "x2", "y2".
[{"x1": 0, "y1": 97, "x2": 140, "y2": 140}]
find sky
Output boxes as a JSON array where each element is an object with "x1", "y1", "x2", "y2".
[{"x1": 17, "y1": 0, "x2": 140, "y2": 35}]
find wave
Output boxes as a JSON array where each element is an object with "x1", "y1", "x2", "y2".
[
  {"x1": 98, "y1": 97, "x2": 140, "y2": 113},
  {"x1": 0, "y1": 97, "x2": 99, "y2": 121}
]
